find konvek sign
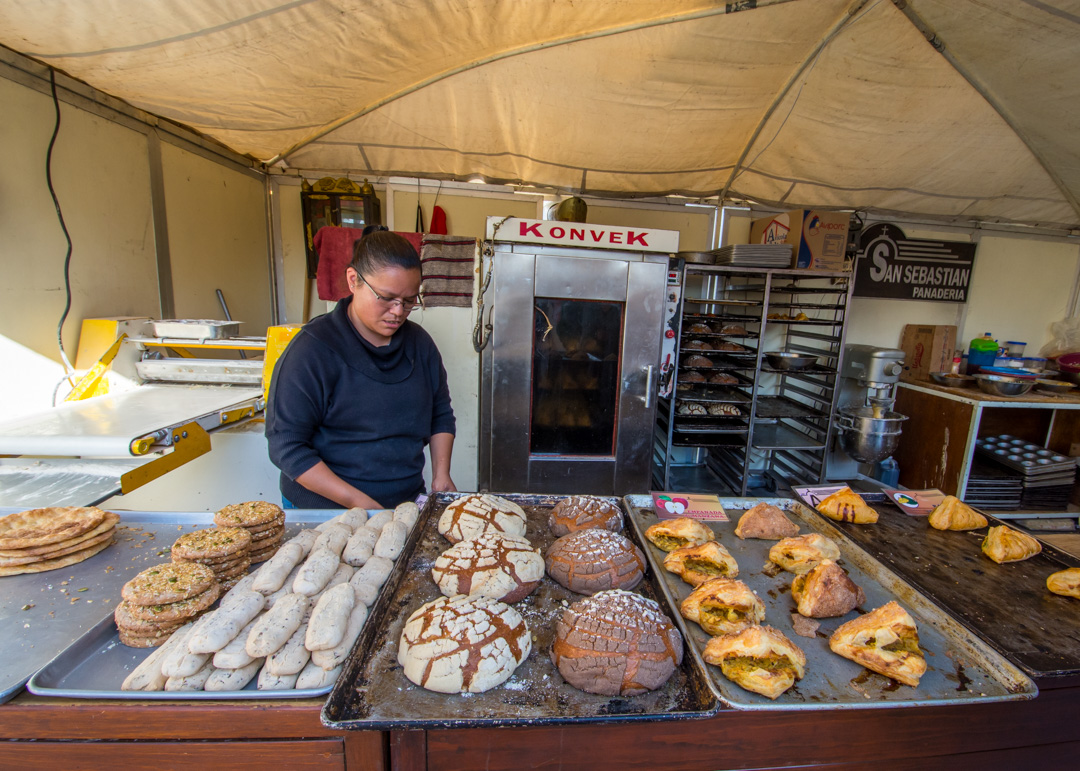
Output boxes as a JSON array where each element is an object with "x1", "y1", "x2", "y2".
[
  {"x1": 853, "y1": 223, "x2": 976, "y2": 303},
  {"x1": 486, "y1": 217, "x2": 680, "y2": 253}
]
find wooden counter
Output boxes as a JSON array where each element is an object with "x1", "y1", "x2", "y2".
[
  {"x1": 2, "y1": 685, "x2": 1079, "y2": 770},
  {"x1": 894, "y1": 381, "x2": 1080, "y2": 499}
]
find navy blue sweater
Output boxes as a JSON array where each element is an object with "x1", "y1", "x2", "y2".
[{"x1": 265, "y1": 299, "x2": 455, "y2": 508}]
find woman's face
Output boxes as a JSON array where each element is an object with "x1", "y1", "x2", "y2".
[{"x1": 345, "y1": 264, "x2": 422, "y2": 346}]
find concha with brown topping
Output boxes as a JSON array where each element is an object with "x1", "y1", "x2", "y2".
[
  {"x1": 432, "y1": 532, "x2": 544, "y2": 603},
  {"x1": 545, "y1": 528, "x2": 646, "y2": 595},
  {"x1": 437, "y1": 494, "x2": 528, "y2": 544}
]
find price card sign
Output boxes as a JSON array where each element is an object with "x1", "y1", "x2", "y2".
[
  {"x1": 882, "y1": 489, "x2": 946, "y2": 517},
  {"x1": 651, "y1": 492, "x2": 728, "y2": 521}
]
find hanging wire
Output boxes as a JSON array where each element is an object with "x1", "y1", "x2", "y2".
[
  {"x1": 47, "y1": 69, "x2": 77, "y2": 403},
  {"x1": 472, "y1": 216, "x2": 511, "y2": 352}
]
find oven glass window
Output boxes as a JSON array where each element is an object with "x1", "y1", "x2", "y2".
[{"x1": 531, "y1": 298, "x2": 623, "y2": 455}]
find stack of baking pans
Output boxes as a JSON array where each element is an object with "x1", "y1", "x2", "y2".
[
  {"x1": 714, "y1": 244, "x2": 793, "y2": 267},
  {"x1": 975, "y1": 434, "x2": 1076, "y2": 510},
  {"x1": 965, "y1": 455, "x2": 1023, "y2": 509}
]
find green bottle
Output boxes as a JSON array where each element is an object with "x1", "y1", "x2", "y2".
[{"x1": 967, "y1": 333, "x2": 998, "y2": 374}]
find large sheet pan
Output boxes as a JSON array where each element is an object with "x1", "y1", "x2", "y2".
[
  {"x1": 807, "y1": 498, "x2": 1080, "y2": 680},
  {"x1": 321, "y1": 492, "x2": 720, "y2": 730},
  {"x1": 624, "y1": 495, "x2": 1036, "y2": 710},
  {"x1": 1, "y1": 508, "x2": 335, "y2": 703}
]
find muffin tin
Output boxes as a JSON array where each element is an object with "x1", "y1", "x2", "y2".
[{"x1": 975, "y1": 435, "x2": 1077, "y2": 479}]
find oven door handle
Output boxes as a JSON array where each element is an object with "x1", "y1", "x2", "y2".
[{"x1": 643, "y1": 364, "x2": 655, "y2": 409}]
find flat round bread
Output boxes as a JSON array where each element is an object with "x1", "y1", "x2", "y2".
[
  {"x1": 118, "y1": 628, "x2": 174, "y2": 648},
  {"x1": 246, "y1": 518, "x2": 286, "y2": 537},
  {"x1": 122, "y1": 562, "x2": 216, "y2": 605},
  {"x1": 214, "y1": 500, "x2": 285, "y2": 528},
  {"x1": 0, "y1": 536, "x2": 113, "y2": 577},
  {"x1": 0, "y1": 511, "x2": 120, "y2": 558},
  {"x1": 114, "y1": 602, "x2": 189, "y2": 635},
  {"x1": 0, "y1": 506, "x2": 107, "y2": 549},
  {"x1": 171, "y1": 526, "x2": 252, "y2": 561},
  {"x1": 121, "y1": 582, "x2": 222, "y2": 624},
  {"x1": 0, "y1": 528, "x2": 117, "y2": 567}
]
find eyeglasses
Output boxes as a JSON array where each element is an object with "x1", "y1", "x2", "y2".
[{"x1": 355, "y1": 273, "x2": 424, "y2": 313}]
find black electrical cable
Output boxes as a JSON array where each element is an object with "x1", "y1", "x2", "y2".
[{"x1": 47, "y1": 69, "x2": 76, "y2": 382}]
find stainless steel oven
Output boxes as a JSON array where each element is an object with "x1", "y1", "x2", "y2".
[{"x1": 479, "y1": 239, "x2": 669, "y2": 495}]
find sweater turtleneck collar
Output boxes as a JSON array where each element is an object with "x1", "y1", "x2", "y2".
[{"x1": 307, "y1": 298, "x2": 417, "y2": 384}]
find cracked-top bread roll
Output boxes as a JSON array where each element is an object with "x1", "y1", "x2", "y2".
[
  {"x1": 437, "y1": 494, "x2": 528, "y2": 544},
  {"x1": 432, "y1": 532, "x2": 543, "y2": 603},
  {"x1": 550, "y1": 589, "x2": 683, "y2": 697},
  {"x1": 548, "y1": 495, "x2": 623, "y2": 537},
  {"x1": 545, "y1": 528, "x2": 646, "y2": 595},
  {"x1": 397, "y1": 595, "x2": 531, "y2": 693}
]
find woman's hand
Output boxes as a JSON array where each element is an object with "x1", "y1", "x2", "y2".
[
  {"x1": 296, "y1": 462, "x2": 383, "y2": 509},
  {"x1": 431, "y1": 472, "x2": 457, "y2": 493},
  {"x1": 429, "y1": 432, "x2": 456, "y2": 493}
]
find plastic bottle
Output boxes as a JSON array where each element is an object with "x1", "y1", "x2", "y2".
[{"x1": 967, "y1": 333, "x2": 998, "y2": 375}]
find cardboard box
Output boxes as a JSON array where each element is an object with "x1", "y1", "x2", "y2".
[
  {"x1": 749, "y1": 210, "x2": 850, "y2": 271},
  {"x1": 899, "y1": 324, "x2": 957, "y2": 383}
]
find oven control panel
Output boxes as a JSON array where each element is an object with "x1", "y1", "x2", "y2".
[{"x1": 658, "y1": 268, "x2": 682, "y2": 398}]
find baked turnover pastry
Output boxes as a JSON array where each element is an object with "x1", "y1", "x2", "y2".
[
  {"x1": 768, "y1": 533, "x2": 841, "y2": 574},
  {"x1": 644, "y1": 517, "x2": 716, "y2": 552},
  {"x1": 1047, "y1": 568, "x2": 1080, "y2": 598},
  {"x1": 548, "y1": 495, "x2": 623, "y2": 536},
  {"x1": 680, "y1": 577, "x2": 765, "y2": 636},
  {"x1": 551, "y1": 589, "x2": 683, "y2": 696},
  {"x1": 791, "y1": 559, "x2": 865, "y2": 618},
  {"x1": 829, "y1": 601, "x2": 926, "y2": 687},
  {"x1": 663, "y1": 541, "x2": 739, "y2": 586},
  {"x1": 982, "y1": 525, "x2": 1042, "y2": 564},
  {"x1": 816, "y1": 487, "x2": 878, "y2": 524},
  {"x1": 927, "y1": 495, "x2": 988, "y2": 531},
  {"x1": 702, "y1": 625, "x2": 806, "y2": 700},
  {"x1": 734, "y1": 502, "x2": 800, "y2": 540},
  {"x1": 437, "y1": 494, "x2": 528, "y2": 544}
]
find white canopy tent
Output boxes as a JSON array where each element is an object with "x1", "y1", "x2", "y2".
[{"x1": 2, "y1": 0, "x2": 1079, "y2": 229}]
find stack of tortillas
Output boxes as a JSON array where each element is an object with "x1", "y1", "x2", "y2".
[{"x1": 0, "y1": 506, "x2": 119, "y2": 576}]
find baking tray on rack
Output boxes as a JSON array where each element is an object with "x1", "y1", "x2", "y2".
[
  {"x1": 805, "y1": 499, "x2": 1080, "y2": 680},
  {"x1": 17, "y1": 509, "x2": 340, "y2": 701},
  {"x1": 623, "y1": 495, "x2": 1036, "y2": 710},
  {"x1": 321, "y1": 492, "x2": 720, "y2": 730}
]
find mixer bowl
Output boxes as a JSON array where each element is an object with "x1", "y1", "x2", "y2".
[{"x1": 834, "y1": 407, "x2": 908, "y2": 464}]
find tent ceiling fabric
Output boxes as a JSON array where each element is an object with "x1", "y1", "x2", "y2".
[{"x1": 2, "y1": 0, "x2": 1079, "y2": 229}]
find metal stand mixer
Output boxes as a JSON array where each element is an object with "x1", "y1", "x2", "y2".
[{"x1": 827, "y1": 344, "x2": 908, "y2": 480}]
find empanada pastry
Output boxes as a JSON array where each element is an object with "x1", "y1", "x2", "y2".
[
  {"x1": 734, "y1": 503, "x2": 800, "y2": 540},
  {"x1": 981, "y1": 525, "x2": 1042, "y2": 564},
  {"x1": 816, "y1": 487, "x2": 878, "y2": 524},
  {"x1": 768, "y1": 533, "x2": 841, "y2": 574},
  {"x1": 1047, "y1": 568, "x2": 1080, "y2": 598},
  {"x1": 702, "y1": 625, "x2": 806, "y2": 700},
  {"x1": 663, "y1": 541, "x2": 739, "y2": 586},
  {"x1": 927, "y1": 495, "x2": 988, "y2": 531},
  {"x1": 829, "y1": 601, "x2": 927, "y2": 687},
  {"x1": 645, "y1": 517, "x2": 716, "y2": 552},
  {"x1": 791, "y1": 559, "x2": 866, "y2": 618},
  {"x1": 680, "y1": 577, "x2": 765, "y2": 636}
]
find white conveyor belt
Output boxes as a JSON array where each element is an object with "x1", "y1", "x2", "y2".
[{"x1": 0, "y1": 384, "x2": 263, "y2": 456}]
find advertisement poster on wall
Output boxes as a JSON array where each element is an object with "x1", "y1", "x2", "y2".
[{"x1": 853, "y1": 223, "x2": 976, "y2": 302}]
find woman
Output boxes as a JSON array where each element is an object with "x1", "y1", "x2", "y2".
[{"x1": 266, "y1": 230, "x2": 456, "y2": 509}]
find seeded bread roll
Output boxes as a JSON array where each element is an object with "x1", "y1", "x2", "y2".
[
  {"x1": 342, "y1": 526, "x2": 379, "y2": 567},
  {"x1": 266, "y1": 623, "x2": 311, "y2": 676},
  {"x1": 205, "y1": 659, "x2": 263, "y2": 691},
  {"x1": 397, "y1": 595, "x2": 531, "y2": 693},
  {"x1": 432, "y1": 532, "x2": 544, "y2": 603},
  {"x1": 545, "y1": 529, "x2": 646, "y2": 595},
  {"x1": 548, "y1": 496, "x2": 623, "y2": 537},
  {"x1": 246, "y1": 593, "x2": 310, "y2": 658},
  {"x1": 551, "y1": 589, "x2": 683, "y2": 696},
  {"x1": 311, "y1": 524, "x2": 351, "y2": 557},
  {"x1": 373, "y1": 520, "x2": 408, "y2": 560},
  {"x1": 311, "y1": 602, "x2": 369, "y2": 670},
  {"x1": 393, "y1": 501, "x2": 421, "y2": 529},
  {"x1": 292, "y1": 548, "x2": 339, "y2": 596}
]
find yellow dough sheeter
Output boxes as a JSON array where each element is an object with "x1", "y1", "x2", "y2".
[{"x1": 0, "y1": 318, "x2": 298, "y2": 508}]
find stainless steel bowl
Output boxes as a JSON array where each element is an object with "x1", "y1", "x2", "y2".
[
  {"x1": 974, "y1": 374, "x2": 1035, "y2": 397},
  {"x1": 930, "y1": 372, "x2": 976, "y2": 388},
  {"x1": 834, "y1": 407, "x2": 908, "y2": 463},
  {"x1": 1035, "y1": 378, "x2": 1076, "y2": 394},
  {"x1": 764, "y1": 351, "x2": 818, "y2": 370}
]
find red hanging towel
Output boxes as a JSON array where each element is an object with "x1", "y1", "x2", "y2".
[
  {"x1": 429, "y1": 205, "x2": 448, "y2": 235},
  {"x1": 315, "y1": 228, "x2": 423, "y2": 301}
]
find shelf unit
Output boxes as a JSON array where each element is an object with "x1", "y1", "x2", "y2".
[{"x1": 653, "y1": 264, "x2": 854, "y2": 494}]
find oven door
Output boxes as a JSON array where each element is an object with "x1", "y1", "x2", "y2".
[{"x1": 480, "y1": 247, "x2": 666, "y2": 494}]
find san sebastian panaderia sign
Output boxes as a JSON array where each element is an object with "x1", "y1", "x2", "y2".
[
  {"x1": 486, "y1": 217, "x2": 680, "y2": 253},
  {"x1": 853, "y1": 223, "x2": 976, "y2": 302}
]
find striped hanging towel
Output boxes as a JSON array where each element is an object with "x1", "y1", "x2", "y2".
[{"x1": 419, "y1": 234, "x2": 476, "y2": 308}]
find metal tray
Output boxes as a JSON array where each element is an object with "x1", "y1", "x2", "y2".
[
  {"x1": 810, "y1": 500, "x2": 1080, "y2": 680},
  {"x1": 2, "y1": 508, "x2": 338, "y2": 703},
  {"x1": 624, "y1": 495, "x2": 1036, "y2": 710},
  {"x1": 151, "y1": 320, "x2": 240, "y2": 339},
  {"x1": 321, "y1": 492, "x2": 720, "y2": 730},
  {"x1": 28, "y1": 612, "x2": 333, "y2": 700}
]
